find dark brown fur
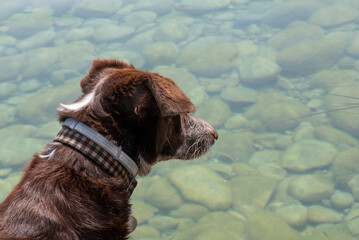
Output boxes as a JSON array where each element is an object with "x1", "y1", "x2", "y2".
[{"x1": 0, "y1": 59, "x2": 217, "y2": 240}]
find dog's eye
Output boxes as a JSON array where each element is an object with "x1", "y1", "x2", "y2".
[{"x1": 134, "y1": 106, "x2": 139, "y2": 115}]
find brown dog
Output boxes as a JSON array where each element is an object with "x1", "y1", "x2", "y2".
[{"x1": 0, "y1": 59, "x2": 218, "y2": 240}]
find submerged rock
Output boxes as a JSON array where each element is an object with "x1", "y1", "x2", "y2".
[
  {"x1": 72, "y1": 0, "x2": 123, "y2": 18},
  {"x1": 307, "y1": 205, "x2": 343, "y2": 224},
  {"x1": 176, "y1": 0, "x2": 231, "y2": 13},
  {"x1": 178, "y1": 42, "x2": 238, "y2": 77},
  {"x1": 132, "y1": 200, "x2": 159, "y2": 225},
  {"x1": 5, "y1": 7, "x2": 54, "y2": 38},
  {"x1": 174, "y1": 212, "x2": 245, "y2": 240},
  {"x1": 330, "y1": 191, "x2": 354, "y2": 209},
  {"x1": 144, "y1": 176, "x2": 183, "y2": 209},
  {"x1": 325, "y1": 83, "x2": 359, "y2": 138},
  {"x1": 212, "y1": 130, "x2": 253, "y2": 163},
  {"x1": 231, "y1": 175, "x2": 277, "y2": 216},
  {"x1": 143, "y1": 41, "x2": 179, "y2": 67},
  {"x1": 93, "y1": 25, "x2": 134, "y2": 42},
  {"x1": 169, "y1": 165, "x2": 232, "y2": 210},
  {"x1": 275, "y1": 205, "x2": 308, "y2": 228},
  {"x1": 0, "y1": 137, "x2": 47, "y2": 167},
  {"x1": 288, "y1": 175, "x2": 334, "y2": 203},
  {"x1": 196, "y1": 98, "x2": 231, "y2": 128},
  {"x1": 170, "y1": 203, "x2": 209, "y2": 221},
  {"x1": 332, "y1": 148, "x2": 359, "y2": 191},
  {"x1": 244, "y1": 93, "x2": 310, "y2": 132},
  {"x1": 281, "y1": 140, "x2": 337, "y2": 172},
  {"x1": 309, "y1": 4, "x2": 359, "y2": 27},
  {"x1": 278, "y1": 32, "x2": 351, "y2": 77},
  {"x1": 239, "y1": 57, "x2": 280, "y2": 84},
  {"x1": 345, "y1": 208, "x2": 359, "y2": 236},
  {"x1": 245, "y1": 211, "x2": 301, "y2": 240}
]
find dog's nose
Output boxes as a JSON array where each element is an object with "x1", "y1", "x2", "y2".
[{"x1": 212, "y1": 130, "x2": 218, "y2": 140}]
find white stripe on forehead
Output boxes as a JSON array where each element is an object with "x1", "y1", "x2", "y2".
[{"x1": 58, "y1": 77, "x2": 106, "y2": 112}]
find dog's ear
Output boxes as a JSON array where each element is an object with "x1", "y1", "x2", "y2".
[
  {"x1": 81, "y1": 59, "x2": 133, "y2": 94},
  {"x1": 145, "y1": 74, "x2": 196, "y2": 116}
]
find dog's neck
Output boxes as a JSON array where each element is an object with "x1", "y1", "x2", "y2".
[{"x1": 54, "y1": 118, "x2": 138, "y2": 193}]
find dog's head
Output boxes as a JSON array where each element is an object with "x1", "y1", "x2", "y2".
[{"x1": 58, "y1": 59, "x2": 218, "y2": 176}]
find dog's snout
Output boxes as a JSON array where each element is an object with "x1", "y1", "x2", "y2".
[{"x1": 212, "y1": 130, "x2": 218, "y2": 140}]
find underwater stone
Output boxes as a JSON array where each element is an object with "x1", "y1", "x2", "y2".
[
  {"x1": 15, "y1": 29, "x2": 56, "y2": 51},
  {"x1": 196, "y1": 98, "x2": 231, "y2": 128},
  {"x1": 261, "y1": 1, "x2": 323, "y2": 28},
  {"x1": 22, "y1": 47, "x2": 58, "y2": 79},
  {"x1": 0, "y1": 168, "x2": 12, "y2": 178},
  {"x1": 144, "y1": 176, "x2": 183, "y2": 209},
  {"x1": 245, "y1": 211, "x2": 301, "y2": 240},
  {"x1": 278, "y1": 32, "x2": 351, "y2": 77},
  {"x1": 307, "y1": 205, "x2": 343, "y2": 224},
  {"x1": 267, "y1": 21, "x2": 325, "y2": 50},
  {"x1": 325, "y1": 83, "x2": 359, "y2": 138},
  {"x1": 220, "y1": 85, "x2": 258, "y2": 103},
  {"x1": 73, "y1": 0, "x2": 123, "y2": 18},
  {"x1": 154, "y1": 22, "x2": 189, "y2": 42},
  {"x1": 5, "y1": 7, "x2": 54, "y2": 38},
  {"x1": 288, "y1": 175, "x2": 334, "y2": 203},
  {"x1": 0, "y1": 172, "x2": 21, "y2": 202},
  {"x1": 244, "y1": 93, "x2": 310, "y2": 132},
  {"x1": 64, "y1": 27, "x2": 95, "y2": 42},
  {"x1": 36, "y1": 121, "x2": 61, "y2": 140},
  {"x1": 20, "y1": 79, "x2": 41, "y2": 93},
  {"x1": 349, "y1": 175, "x2": 359, "y2": 201},
  {"x1": 16, "y1": 81, "x2": 81, "y2": 124},
  {"x1": 0, "y1": 35, "x2": 17, "y2": 46},
  {"x1": 124, "y1": 11, "x2": 157, "y2": 28},
  {"x1": 347, "y1": 32, "x2": 359, "y2": 57},
  {"x1": 257, "y1": 164, "x2": 287, "y2": 181},
  {"x1": 332, "y1": 148, "x2": 359, "y2": 191},
  {"x1": 281, "y1": 140, "x2": 337, "y2": 172},
  {"x1": 57, "y1": 41, "x2": 95, "y2": 71},
  {"x1": 148, "y1": 215, "x2": 178, "y2": 231},
  {"x1": 224, "y1": 114, "x2": 249, "y2": 130},
  {"x1": 231, "y1": 175, "x2": 277, "y2": 216},
  {"x1": 100, "y1": 51, "x2": 145, "y2": 69},
  {"x1": 239, "y1": 57, "x2": 280, "y2": 84},
  {"x1": 93, "y1": 25, "x2": 134, "y2": 42},
  {"x1": 176, "y1": 0, "x2": 231, "y2": 13},
  {"x1": 132, "y1": 200, "x2": 159, "y2": 225},
  {"x1": 0, "y1": 82, "x2": 17, "y2": 99},
  {"x1": 0, "y1": 55, "x2": 23, "y2": 82},
  {"x1": 345, "y1": 208, "x2": 359, "y2": 236},
  {"x1": 313, "y1": 126, "x2": 358, "y2": 147},
  {"x1": 130, "y1": 225, "x2": 160, "y2": 239},
  {"x1": 174, "y1": 212, "x2": 245, "y2": 240},
  {"x1": 330, "y1": 191, "x2": 354, "y2": 209},
  {"x1": 152, "y1": 66, "x2": 198, "y2": 93},
  {"x1": 0, "y1": 124, "x2": 38, "y2": 139},
  {"x1": 0, "y1": 104, "x2": 14, "y2": 128},
  {"x1": 309, "y1": 4, "x2": 359, "y2": 27},
  {"x1": 142, "y1": 41, "x2": 179, "y2": 66},
  {"x1": 178, "y1": 42, "x2": 238, "y2": 77},
  {"x1": 275, "y1": 205, "x2": 308, "y2": 229},
  {"x1": 213, "y1": 130, "x2": 253, "y2": 163},
  {"x1": 249, "y1": 149, "x2": 282, "y2": 169},
  {"x1": 170, "y1": 204, "x2": 209, "y2": 221},
  {"x1": 133, "y1": 0, "x2": 174, "y2": 15},
  {"x1": 0, "y1": 137, "x2": 47, "y2": 167},
  {"x1": 186, "y1": 87, "x2": 208, "y2": 107},
  {"x1": 169, "y1": 166, "x2": 232, "y2": 210}
]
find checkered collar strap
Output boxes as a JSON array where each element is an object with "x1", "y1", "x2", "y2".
[{"x1": 54, "y1": 118, "x2": 137, "y2": 194}]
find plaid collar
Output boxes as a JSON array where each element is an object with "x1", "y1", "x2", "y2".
[{"x1": 54, "y1": 119, "x2": 137, "y2": 194}]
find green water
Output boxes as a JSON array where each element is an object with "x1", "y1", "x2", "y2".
[{"x1": 0, "y1": 0, "x2": 359, "y2": 239}]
